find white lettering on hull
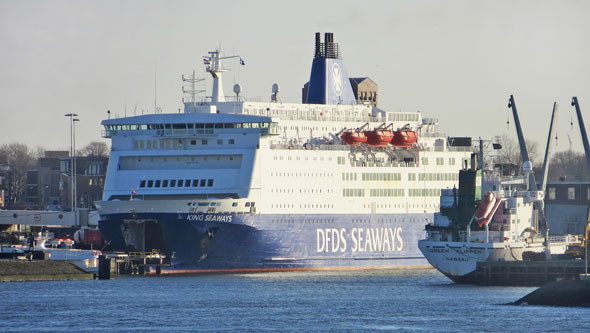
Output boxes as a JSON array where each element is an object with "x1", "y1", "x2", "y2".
[{"x1": 316, "y1": 228, "x2": 404, "y2": 253}]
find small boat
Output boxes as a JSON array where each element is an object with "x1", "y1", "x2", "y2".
[
  {"x1": 391, "y1": 124, "x2": 417, "y2": 147},
  {"x1": 365, "y1": 123, "x2": 394, "y2": 146},
  {"x1": 341, "y1": 123, "x2": 369, "y2": 145},
  {"x1": 34, "y1": 233, "x2": 101, "y2": 273}
]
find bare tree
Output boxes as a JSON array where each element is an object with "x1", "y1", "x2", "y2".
[
  {"x1": 0, "y1": 143, "x2": 37, "y2": 206},
  {"x1": 79, "y1": 141, "x2": 110, "y2": 157},
  {"x1": 495, "y1": 134, "x2": 540, "y2": 169},
  {"x1": 548, "y1": 150, "x2": 587, "y2": 181}
]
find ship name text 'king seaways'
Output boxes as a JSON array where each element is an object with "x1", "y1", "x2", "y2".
[{"x1": 96, "y1": 33, "x2": 473, "y2": 273}]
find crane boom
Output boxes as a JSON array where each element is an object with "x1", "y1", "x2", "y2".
[
  {"x1": 540, "y1": 102, "x2": 558, "y2": 192},
  {"x1": 572, "y1": 97, "x2": 590, "y2": 178}
]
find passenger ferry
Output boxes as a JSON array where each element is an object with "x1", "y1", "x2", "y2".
[{"x1": 96, "y1": 33, "x2": 473, "y2": 273}]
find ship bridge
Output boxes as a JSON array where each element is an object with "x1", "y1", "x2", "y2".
[{"x1": 101, "y1": 113, "x2": 279, "y2": 138}]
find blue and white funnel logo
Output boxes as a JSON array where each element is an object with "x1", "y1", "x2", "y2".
[{"x1": 331, "y1": 63, "x2": 343, "y2": 96}]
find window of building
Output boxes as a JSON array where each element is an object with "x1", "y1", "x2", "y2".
[
  {"x1": 192, "y1": 179, "x2": 199, "y2": 187},
  {"x1": 207, "y1": 179, "x2": 214, "y2": 187},
  {"x1": 155, "y1": 180, "x2": 161, "y2": 187},
  {"x1": 185, "y1": 180, "x2": 191, "y2": 187},
  {"x1": 229, "y1": 139, "x2": 235, "y2": 144},
  {"x1": 147, "y1": 180, "x2": 154, "y2": 188},
  {"x1": 217, "y1": 139, "x2": 223, "y2": 145},
  {"x1": 140, "y1": 180, "x2": 146, "y2": 188},
  {"x1": 177, "y1": 179, "x2": 184, "y2": 187},
  {"x1": 568, "y1": 187, "x2": 576, "y2": 200},
  {"x1": 202, "y1": 140, "x2": 208, "y2": 145},
  {"x1": 190, "y1": 140, "x2": 197, "y2": 145},
  {"x1": 548, "y1": 187, "x2": 556, "y2": 200},
  {"x1": 163, "y1": 180, "x2": 169, "y2": 187},
  {"x1": 170, "y1": 180, "x2": 176, "y2": 187}
]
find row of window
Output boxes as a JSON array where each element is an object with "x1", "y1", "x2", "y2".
[
  {"x1": 369, "y1": 188, "x2": 405, "y2": 197},
  {"x1": 421, "y1": 157, "x2": 457, "y2": 166},
  {"x1": 134, "y1": 138, "x2": 235, "y2": 150},
  {"x1": 417, "y1": 173, "x2": 459, "y2": 181},
  {"x1": 408, "y1": 188, "x2": 442, "y2": 197},
  {"x1": 344, "y1": 188, "x2": 442, "y2": 197},
  {"x1": 271, "y1": 172, "x2": 334, "y2": 177},
  {"x1": 139, "y1": 179, "x2": 214, "y2": 188},
  {"x1": 342, "y1": 172, "x2": 459, "y2": 182},
  {"x1": 547, "y1": 187, "x2": 590, "y2": 201},
  {"x1": 106, "y1": 122, "x2": 273, "y2": 131},
  {"x1": 273, "y1": 156, "x2": 331, "y2": 162},
  {"x1": 361, "y1": 172, "x2": 402, "y2": 181}
]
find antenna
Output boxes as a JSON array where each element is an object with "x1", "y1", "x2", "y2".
[
  {"x1": 182, "y1": 70, "x2": 205, "y2": 104},
  {"x1": 154, "y1": 65, "x2": 157, "y2": 113},
  {"x1": 205, "y1": 48, "x2": 244, "y2": 103}
]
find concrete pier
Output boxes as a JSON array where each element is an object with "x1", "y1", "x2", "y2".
[
  {"x1": 98, "y1": 251, "x2": 169, "y2": 279},
  {"x1": 0, "y1": 260, "x2": 94, "y2": 282},
  {"x1": 475, "y1": 260, "x2": 586, "y2": 286}
]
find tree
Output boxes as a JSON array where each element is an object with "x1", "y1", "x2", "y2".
[
  {"x1": 548, "y1": 150, "x2": 587, "y2": 181},
  {"x1": 79, "y1": 141, "x2": 109, "y2": 157},
  {"x1": 0, "y1": 143, "x2": 37, "y2": 206},
  {"x1": 495, "y1": 134, "x2": 540, "y2": 170}
]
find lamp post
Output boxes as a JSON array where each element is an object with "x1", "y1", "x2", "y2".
[{"x1": 65, "y1": 113, "x2": 79, "y2": 211}]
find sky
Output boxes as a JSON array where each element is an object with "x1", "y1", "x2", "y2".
[{"x1": 1, "y1": 0, "x2": 590, "y2": 157}]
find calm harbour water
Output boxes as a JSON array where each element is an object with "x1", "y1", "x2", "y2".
[{"x1": 1, "y1": 268, "x2": 589, "y2": 332}]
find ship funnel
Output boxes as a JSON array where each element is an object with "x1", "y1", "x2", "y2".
[{"x1": 305, "y1": 32, "x2": 356, "y2": 105}]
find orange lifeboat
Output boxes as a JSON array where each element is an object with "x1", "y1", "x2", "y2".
[
  {"x1": 473, "y1": 192, "x2": 503, "y2": 227},
  {"x1": 391, "y1": 124, "x2": 418, "y2": 148},
  {"x1": 341, "y1": 123, "x2": 369, "y2": 145},
  {"x1": 341, "y1": 130, "x2": 368, "y2": 145},
  {"x1": 365, "y1": 123, "x2": 394, "y2": 146},
  {"x1": 366, "y1": 129, "x2": 394, "y2": 146}
]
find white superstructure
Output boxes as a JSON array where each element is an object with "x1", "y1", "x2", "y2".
[{"x1": 96, "y1": 33, "x2": 474, "y2": 272}]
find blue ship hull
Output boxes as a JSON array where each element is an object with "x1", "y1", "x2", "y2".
[{"x1": 99, "y1": 212, "x2": 430, "y2": 273}]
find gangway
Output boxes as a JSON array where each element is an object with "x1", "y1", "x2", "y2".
[{"x1": 0, "y1": 209, "x2": 98, "y2": 227}]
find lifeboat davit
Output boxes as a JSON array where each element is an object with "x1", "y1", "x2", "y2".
[{"x1": 391, "y1": 124, "x2": 418, "y2": 148}]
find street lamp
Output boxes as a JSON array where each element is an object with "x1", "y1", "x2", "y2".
[{"x1": 65, "y1": 113, "x2": 79, "y2": 211}]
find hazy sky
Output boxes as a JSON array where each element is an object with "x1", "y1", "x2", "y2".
[{"x1": 1, "y1": 0, "x2": 589, "y2": 157}]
